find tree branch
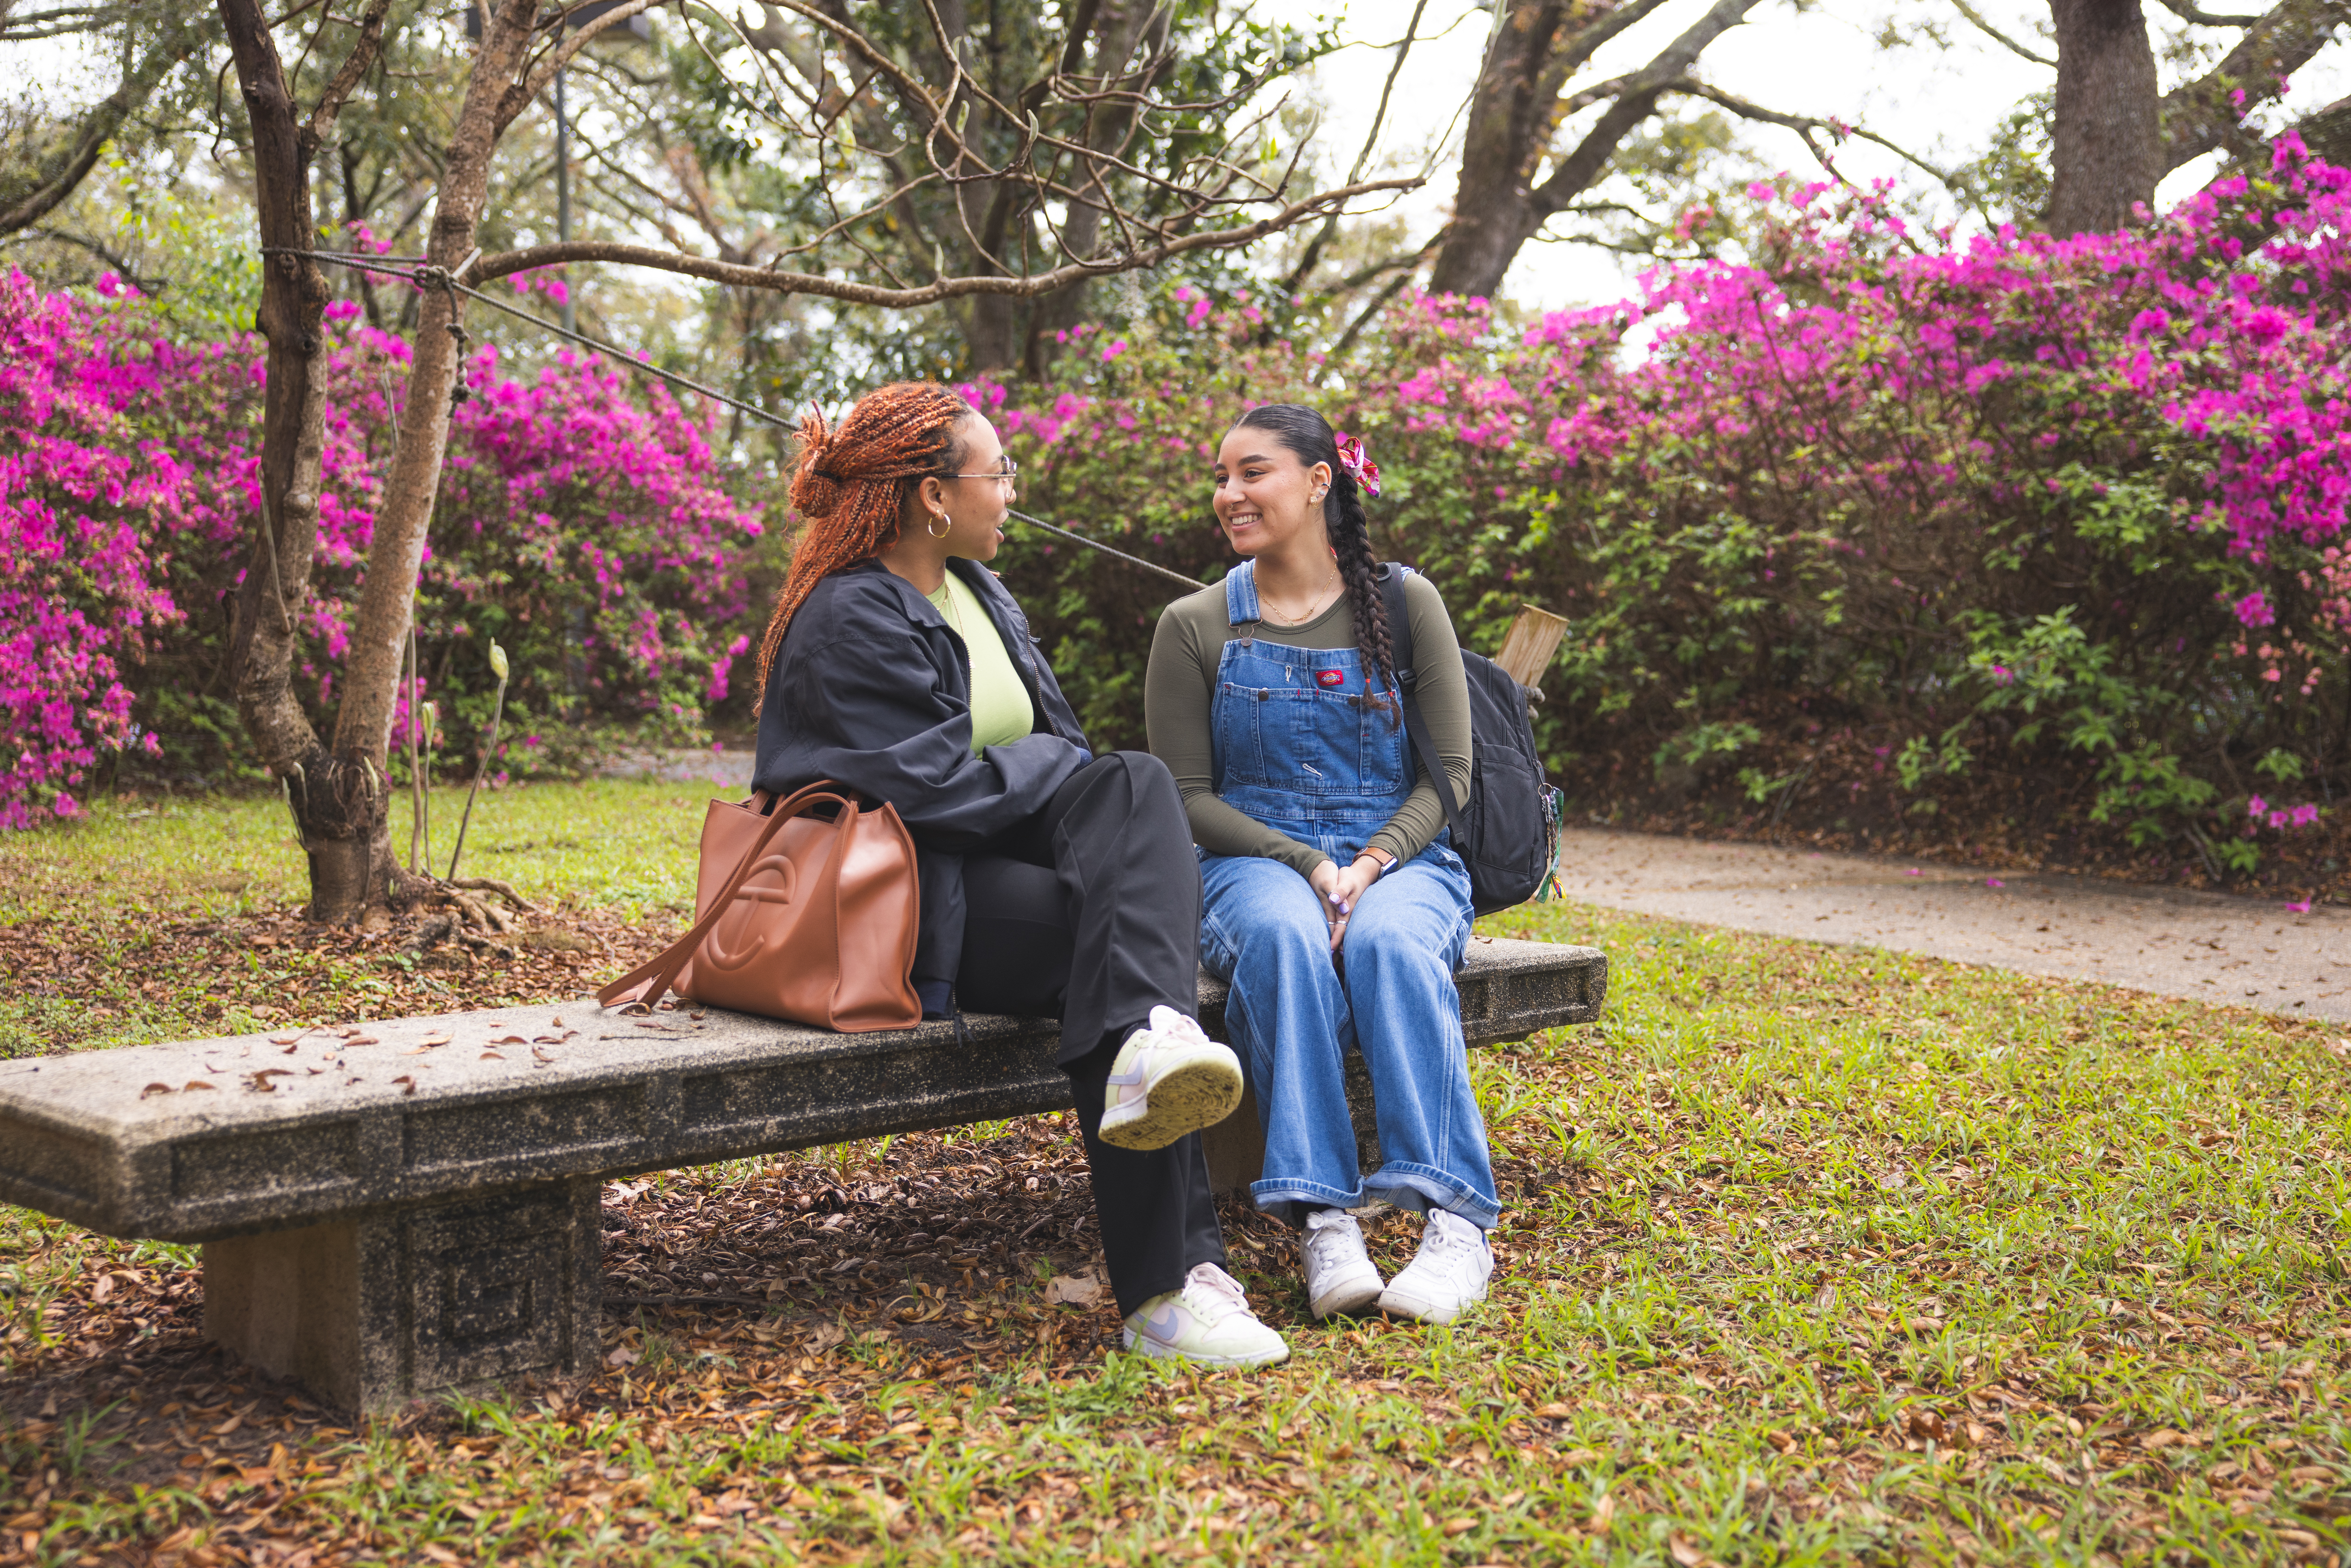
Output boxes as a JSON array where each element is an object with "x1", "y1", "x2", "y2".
[
  {"x1": 2157, "y1": 0, "x2": 2350, "y2": 172},
  {"x1": 1675, "y1": 81, "x2": 1955, "y2": 184},
  {"x1": 299, "y1": 0, "x2": 394, "y2": 161},
  {"x1": 2150, "y1": 0, "x2": 2265, "y2": 24},
  {"x1": 0, "y1": 8, "x2": 213, "y2": 235},
  {"x1": 1526, "y1": 0, "x2": 1764, "y2": 218},
  {"x1": 1281, "y1": 0, "x2": 1428, "y2": 295},
  {"x1": 1946, "y1": 0, "x2": 2056, "y2": 65},
  {"x1": 466, "y1": 177, "x2": 1422, "y2": 303}
]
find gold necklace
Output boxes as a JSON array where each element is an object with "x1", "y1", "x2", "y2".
[{"x1": 1260, "y1": 570, "x2": 1338, "y2": 627}]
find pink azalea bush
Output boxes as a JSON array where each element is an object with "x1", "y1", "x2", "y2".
[
  {"x1": 0, "y1": 271, "x2": 765, "y2": 825},
  {"x1": 0, "y1": 273, "x2": 183, "y2": 827},
  {"x1": 994, "y1": 144, "x2": 2350, "y2": 873}
]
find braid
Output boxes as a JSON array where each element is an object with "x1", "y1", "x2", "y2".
[
  {"x1": 757, "y1": 381, "x2": 971, "y2": 686},
  {"x1": 1324, "y1": 470, "x2": 1397, "y2": 701},
  {"x1": 1228, "y1": 402, "x2": 1396, "y2": 705}
]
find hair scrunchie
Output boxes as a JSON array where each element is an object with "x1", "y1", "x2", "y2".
[{"x1": 1335, "y1": 431, "x2": 1381, "y2": 499}]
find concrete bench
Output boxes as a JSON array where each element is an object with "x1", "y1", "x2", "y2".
[{"x1": 0, "y1": 936, "x2": 1605, "y2": 1410}]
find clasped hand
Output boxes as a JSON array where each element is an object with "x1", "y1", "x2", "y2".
[{"x1": 1308, "y1": 855, "x2": 1385, "y2": 953}]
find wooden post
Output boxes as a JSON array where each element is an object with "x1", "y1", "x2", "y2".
[{"x1": 1494, "y1": 604, "x2": 1568, "y2": 690}]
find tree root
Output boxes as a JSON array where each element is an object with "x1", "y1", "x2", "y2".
[{"x1": 392, "y1": 870, "x2": 533, "y2": 955}]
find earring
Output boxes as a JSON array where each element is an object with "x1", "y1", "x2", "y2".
[{"x1": 927, "y1": 511, "x2": 952, "y2": 538}]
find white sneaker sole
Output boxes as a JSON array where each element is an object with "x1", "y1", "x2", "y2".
[
  {"x1": 1121, "y1": 1325, "x2": 1291, "y2": 1368},
  {"x1": 1309, "y1": 1266, "x2": 1386, "y2": 1320},
  {"x1": 1097, "y1": 1047, "x2": 1243, "y2": 1151},
  {"x1": 1376, "y1": 1281, "x2": 1488, "y2": 1325}
]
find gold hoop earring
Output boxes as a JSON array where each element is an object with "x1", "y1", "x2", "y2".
[{"x1": 927, "y1": 511, "x2": 952, "y2": 538}]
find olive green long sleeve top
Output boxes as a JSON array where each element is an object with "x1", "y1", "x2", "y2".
[{"x1": 1145, "y1": 572, "x2": 1473, "y2": 878}]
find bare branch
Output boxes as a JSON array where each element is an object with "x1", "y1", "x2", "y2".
[
  {"x1": 2151, "y1": 0, "x2": 2265, "y2": 24},
  {"x1": 466, "y1": 177, "x2": 1422, "y2": 305},
  {"x1": 1946, "y1": 0, "x2": 2056, "y2": 65},
  {"x1": 300, "y1": 0, "x2": 396, "y2": 160},
  {"x1": 508, "y1": 0, "x2": 663, "y2": 128},
  {"x1": 1282, "y1": 0, "x2": 1428, "y2": 294},
  {"x1": 1675, "y1": 81, "x2": 1955, "y2": 184}
]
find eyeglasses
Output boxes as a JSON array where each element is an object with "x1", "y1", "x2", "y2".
[{"x1": 945, "y1": 459, "x2": 1019, "y2": 484}]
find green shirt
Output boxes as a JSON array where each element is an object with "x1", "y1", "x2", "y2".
[
  {"x1": 1145, "y1": 572, "x2": 1474, "y2": 878},
  {"x1": 928, "y1": 569, "x2": 1034, "y2": 755}
]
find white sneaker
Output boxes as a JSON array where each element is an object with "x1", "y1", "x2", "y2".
[
  {"x1": 1122, "y1": 1262, "x2": 1290, "y2": 1368},
  {"x1": 1377, "y1": 1209, "x2": 1493, "y2": 1324},
  {"x1": 1096, "y1": 1006, "x2": 1244, "y2": 1151},
  {"x1": 1300, "y1": 1209, "x2": 1385, "y2": 1320}
]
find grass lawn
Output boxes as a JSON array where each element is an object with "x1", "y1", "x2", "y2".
[{"x1": 3, "y1": 783, "x2": 2348, "y2": 1565}]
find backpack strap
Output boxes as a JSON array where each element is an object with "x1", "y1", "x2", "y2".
[{"x1": 1376, "y1": 563, "x2": 1467, "y2": 845}]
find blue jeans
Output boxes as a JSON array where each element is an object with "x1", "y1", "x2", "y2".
[{"x1": 1199, "y1": 835, "x2": 1500, "y2": 1229}]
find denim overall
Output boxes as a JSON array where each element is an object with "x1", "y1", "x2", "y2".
[{"x1": 1196, "y1": 560, "x2": 1499, "y2": 1228}]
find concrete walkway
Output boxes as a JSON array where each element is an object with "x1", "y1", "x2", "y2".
[{"x1": 1554, "y1": 830, "x2": 2351, "y2": 1023}]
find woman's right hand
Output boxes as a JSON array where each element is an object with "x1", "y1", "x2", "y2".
[{"x1": 1308, "y1": 858, "x2": 1347, "y2": 952}]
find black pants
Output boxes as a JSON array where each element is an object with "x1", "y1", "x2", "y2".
[{"x1": 956, "y1": 751, "x2": 1225, "y2": 1316}]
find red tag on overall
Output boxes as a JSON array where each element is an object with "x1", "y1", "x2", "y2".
[{"x1": 1315, "y1": 668, "x2": 1345, "y2": 689}]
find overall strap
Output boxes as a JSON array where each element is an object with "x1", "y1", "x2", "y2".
[
  {"x1": 1223, "y1": 559, "x2": 1260, "y2": 630},
  {"x1": 1376, "y1": 563, "x2": 1467, "y2": 843}
]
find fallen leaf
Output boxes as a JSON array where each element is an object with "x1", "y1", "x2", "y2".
[
  {"x1": 183, "y1": 1080, "x2": 215, "y2": 1092},
  {"x1": 1443, "y1": 1517, "x2": 1477, "y2": 1537},
  {"x1": 489, "y1": 1034, "x2": 529, "y2": 1045},
  {"x1": 392, "y1": 1075, "x2": 417, "y2": 1096},
  {"x1": 1668, "y1": 1535, "x2": 1710, "y2": 1568},
  {"x1": 1534, "y1": 1403, "x2": 1573, "y2": 1420},
  {"x1": 480, "y1": 1050, "x2": 506, "y2": 1061},
  {"x1": 141, "y1": 1082, "x2": 175, "y2": 1098},
  {"x1": 415, "y1": 1034, "x2": 452, "y2": 1048},
  {"x1": 532, "y1": 1047, "x2": 555, "y2": 1064},
  {"x1": 606, "y1": 1346, "x2": 640, "y2": 1368},
  {"x1": 1558, "y1": 1447, "x2": 1602, "y2": 1466},
  {"x1": 1044, "y1": 1272, "x2": 1105, "y2": 1308},
  {"x1": 808, "y1": 1322, "x2": 847, "y2": 1353}
]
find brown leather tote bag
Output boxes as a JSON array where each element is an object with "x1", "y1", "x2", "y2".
[{"x1": 597, "y1": 782, "x2": 921, "y2": 1031}]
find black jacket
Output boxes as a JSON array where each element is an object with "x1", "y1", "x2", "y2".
[{"x1": 751, "y1": 558, "x2": 1092, "y2": 1003}]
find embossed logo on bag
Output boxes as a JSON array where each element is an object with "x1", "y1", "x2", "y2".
[
  {"x1": 707, "y1": 854, "x2": 799, "y2": 969},
  {"x1": 1315, "y1": 668, "x2": 1345, "y2": 688}
]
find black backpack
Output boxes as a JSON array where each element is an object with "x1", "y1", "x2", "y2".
[{"x1": 1377, "y1": 565, "x2": 1564, "y2": 916}]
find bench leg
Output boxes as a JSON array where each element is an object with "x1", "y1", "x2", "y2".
[
  {"x1": 1199, "y1": 1057, "x2": 1383, "y2": 1201},
  {"x1": 204, "y1": 1177, "x2": 602, "y2": 1413}
]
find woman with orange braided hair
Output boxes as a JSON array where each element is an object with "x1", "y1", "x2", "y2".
[{"x1": 753, "y1": 382, "x2": 1288, "y2": 1368}]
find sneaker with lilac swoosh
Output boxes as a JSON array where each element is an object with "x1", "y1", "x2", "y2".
[
  {"x1": 1096, "y1": 1005, "x2": 1244, "y2": 1151},
  {"x1": 1122, "y1": 1262, "x2": 1289, "y2": 1368}
]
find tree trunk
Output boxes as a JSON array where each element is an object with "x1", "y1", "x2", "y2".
[
  {"x1": 1428, "y1": 1, "x2": 1566, "y2": 299},
  {"x1": 219, "y1": 0, "x2": 389, "y2": 921},
  {"x1": 331, "y1": 0, "x2": 545, "y2": 805},
  {"x1": 1428, "y1": 0, "x2": 1755, "y2": 299},
  {"x1": 2047, "y1": 0, "x2": 2161, "y2": 235}
]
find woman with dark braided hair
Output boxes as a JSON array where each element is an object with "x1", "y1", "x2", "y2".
[
  {"x1": 1145, "y1": 404, "x2": 1499, "y2": 1327},
  {"x1": 755, "y1": 381, "x2": 1287, "y2": 1368}
]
